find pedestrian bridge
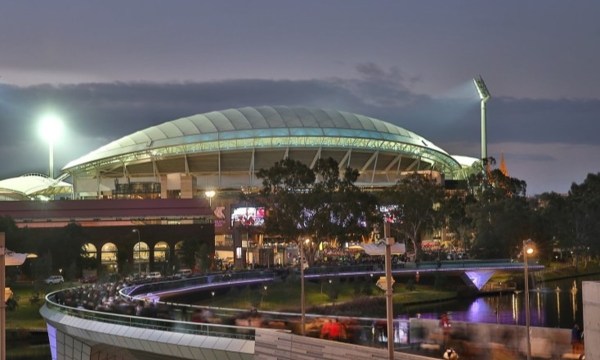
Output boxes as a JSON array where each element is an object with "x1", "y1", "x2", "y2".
[
  {"x1": 40, "y1": 262, "x2": 542, "y2": 359},
  {"x1": 40, "y1": 276, "x2": 434, "y2": 360}
]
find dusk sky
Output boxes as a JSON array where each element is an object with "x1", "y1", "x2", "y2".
[{"x1": 1, "y1": 1, "x2": 599, "y2": 195}]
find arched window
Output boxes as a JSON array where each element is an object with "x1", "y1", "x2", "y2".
[
  {"x1": 174, "y1": 241, "x2": 185, "y2": 258},
  {"x1": 101, "y1": 243, "x2": 118, "y2": 264},
  {"x1": 83, "y1": 243, "x2": 97, "y2": 259},
  {"x1": 154, "y1": 242, "x2": 169, "y2": 262},
  {"x1": 133, "y1": 242, "x2": 150, "y2": 262}
]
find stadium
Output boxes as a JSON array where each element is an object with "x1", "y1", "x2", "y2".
[
  {"x1": 61, "y1": 105, "x2": 473, "y2": 199},
  {"x1": 1, "y1": 106, "x2": 477, "y2": 270}
]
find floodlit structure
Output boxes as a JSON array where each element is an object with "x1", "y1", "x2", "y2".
[
  {"x1": 38, "y1": 114, "x2": 63, "y2": 179},
  {"x1": 62, "y1": 106, "x2": 471, "y2": 199},
  {"x1": 2, "y1": 106, "x2": 480, "y2": 269},
  {"x1": 473, "y1": 76, "x2": 491, "y2": 163}
]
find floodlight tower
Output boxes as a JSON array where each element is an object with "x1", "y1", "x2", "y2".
[
  {"x1": 473, "y1": 76, "x2": 491, "y2": 165},
  {"x1": 38, "y1": 114, "x2": 64, "y2": 179}
]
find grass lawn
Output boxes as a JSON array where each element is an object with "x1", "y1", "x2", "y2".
[
  {"x1": 201, "y1": 276, "x2": 457, "y2": 317},
  {"x1": 5, "y1": 281, "x2": 73, "y2": 329}
]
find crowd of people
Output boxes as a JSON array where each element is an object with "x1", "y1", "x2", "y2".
[{"x1": 52, "y1": 280, "x2": 170, "y2": 320}]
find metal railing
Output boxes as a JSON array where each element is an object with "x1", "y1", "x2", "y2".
[{"x1": 44, "y1": 291, "x2": 256, "y2": 341}]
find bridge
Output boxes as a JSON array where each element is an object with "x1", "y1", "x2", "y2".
[{"x1": 40, "y1": 261, "x2": 543, "y2": 360}]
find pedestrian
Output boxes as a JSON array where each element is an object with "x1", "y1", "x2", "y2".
[
  {"x1": 571, "y1": 324, "x2": 583, "y2": 353},
  {"x1": 320, "y1": 319, "x2": 332, "y2": 339},
  {"x1": 439, "y1": 313, "x2": 452, "y2": 348},
  {"x1": 443, "y1": 348, "x2": 459, "y2": 359},
  {"x1": 329, "y1": 318, "x2": 342, "y2": 341}
]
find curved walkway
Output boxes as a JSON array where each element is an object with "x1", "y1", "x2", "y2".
[{"x1": 40, "y1": 271, "x2": 435, "y2": 360}]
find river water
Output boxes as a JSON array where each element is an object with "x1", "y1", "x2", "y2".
[{"x1": 398, "y1": 274, "x2": 599, "y2": 329}]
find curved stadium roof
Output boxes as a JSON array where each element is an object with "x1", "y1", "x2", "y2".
[
  {"x1": 0, "y1": 174, "x2": 73, "y2": 200},
  {"x1": 63, "y1": 106, "x2": 464, "y2": 187}
]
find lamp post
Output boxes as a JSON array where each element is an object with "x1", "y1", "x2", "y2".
[
  {"x1": 384, "y1": 224, "x2": 394, "y2": 360},
  {"x1": 300, "y1": 238, "x2": 309, "y2": 336},
  {"x1": 1, "y1": 233, "x2": 27, "y2": 360},
  {"x1": 205, "y1": 190, "x2": 216, "y2": 207},
  {"x1": 132, "y1": 229, "x2": 142, "y2": 275},
  {"x1": 0, "y1": 233, "x2": 6, "y2": 360},
  {"x1": 523, "y1": 239, "x2": 534, "y2": 360},
  {"x1": 473, "y1": 76, "x2": 491, "y2": 167},
  {"x1": 38, "y1": 114, "x2": 63, "y2": 179}
]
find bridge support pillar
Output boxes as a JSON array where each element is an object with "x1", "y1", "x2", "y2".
[{"x1": 461, "y1": 270, "x2": 495, "y2": 291}]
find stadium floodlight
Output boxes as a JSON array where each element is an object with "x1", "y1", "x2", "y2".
[
  {"x1": 473, "y1": 76, "x2": 491, "y2": 164},
  {"x1": 38, "y1": 114, "x2": 64, "y2": 179}
]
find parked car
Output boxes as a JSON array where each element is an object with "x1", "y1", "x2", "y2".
[
  {"x1": 146, "y1": 271, "x2": 162, "y2": 279},
  {"x1": 45, "y1": 275, "x2": 64, "y2": 285},
  {"x1": 175, "y1": 268, "x2": 193, "y2": 278}
]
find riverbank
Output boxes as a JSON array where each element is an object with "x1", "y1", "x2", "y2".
[{"x1": 7, "y1": 262, "x2": 599, "y2": 331}]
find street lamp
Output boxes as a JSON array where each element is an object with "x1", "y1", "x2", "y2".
[
  {"x1": 523, "y1": 239, "x2": 534, "y2": 360},
  {"x1": 38, "y1": 114, "x2": 63, "y2": 179},
  {"x1": 132, "y1": 229, "x2": 142, "y2": 275},
  {"x1": 384, "y1": 225, "x2": 395, "y2": 360},
  {"x1": 205, "y1": 190, "x2": 216, "y2": 207},
  {"x1": 473, "y1": 76, "x2": 491, "y2": 166},
  {"x1": 300, "y1": 238, "x2": 310, "y2": 336}
]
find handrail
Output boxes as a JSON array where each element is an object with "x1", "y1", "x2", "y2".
[
  {"x1": 44, "y1": 290, "x2": 256, "y2": 341},
  {"x1": 123, "y1": 270, "x2": 275, "y2": 298}
]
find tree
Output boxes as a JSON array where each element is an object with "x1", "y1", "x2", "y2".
[
  {"x1": 256, "y1": 157, "x2": 380, "y2": 264},
  {"x1": 567, "y1": 173, "x2": 600, "y2": 263},
  {"x1": 445, "y1": 193, "x2": 476, "y2": 254},
  {"x1": 0, "y1": 216, "x2": 22, "y2": 251},
  {"x1": 530, "y1": 192, "x2": 570, "y2": 263},
  {"x1": 381, "y1": 173, "x2": 446, "y2": 260},
  {"x1": 467, "y1": 169, "x2": 532, "y2": 258},
  {"x1": 257, "y1": 158, "x2": 316, "y2": 245},
  {"x1": 310, "y1": 158, "x2": 380, "y2": 250}
]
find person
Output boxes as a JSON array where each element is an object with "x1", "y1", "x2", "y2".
[
  {"x1": 328, "y1": 318, "x2": 342, "y2": 341},
  {"x1": 320, "y1": 319, "x2": 332, "y2": 339},
  {"x1": 439, "y1": 313, "x2": 452, "y2": 348},
  {"x1": 439, "y1": 313, "x2": 451, "y2": 330},
  {"x1": 571, "y1": 324, "x2": 583, "y2": 353},
  {"x1": 443, "y1": 348, "x2": 459, "y2": 360}
]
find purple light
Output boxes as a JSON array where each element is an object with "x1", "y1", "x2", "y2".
[{"x1": 464, "y1": 270, "x2": 495, "y2": 290}]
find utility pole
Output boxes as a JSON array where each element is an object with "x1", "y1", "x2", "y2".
[{"x1": 384, "y1": 223, "x2": 394, "y2": 360}]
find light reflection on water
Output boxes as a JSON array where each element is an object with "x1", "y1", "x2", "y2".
[{"x1": 400, "y1": 275, "x2": 597, "y2": 329}]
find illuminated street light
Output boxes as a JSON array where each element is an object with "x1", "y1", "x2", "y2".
[
  {"x1": 1, "y1": 233, "x2": 28, "y2": 360},
  {"x1": 473, "y1": 76, "x2": 491, "y2": 165},
  {"x1": 38, "y1": 114, "x2": 63, "y2": 179},
  {"x1": 523, "y1": 239, "x2": 534, "y2": 360},
  {"x1": 132, "y1": 229, "x2": 142, "y2": 275},
  {"x1": 300, "y1": 238, "x2": 310, "y2": 336},
  {"x1": 383, "y1": 225, "x2": 395, "y2": 360},
  {"x1": 205, "y1": 190, "x2": 216, "y2": 207}
]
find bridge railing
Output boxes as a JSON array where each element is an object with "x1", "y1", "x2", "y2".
[
  {"x1": 123, "y1": 269, "x2": 275, "y2": 298},
  {"x1": 44, "y1": 291, "x2": 256, "y2": 341}
]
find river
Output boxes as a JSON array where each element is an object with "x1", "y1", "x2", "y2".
[{"x1": 397, "y1": 274, "x2": 600, "y2": 329}]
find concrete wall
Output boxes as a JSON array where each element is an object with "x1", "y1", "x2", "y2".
[
  {"x1": 254, "y1": 328, "x2": 432, "y2": 360},
  {"x1": 409, "y1": 318, "x2": 576, "y2": 359},
  {"x1": 583, "y1": 281, "x2": 600, "y2": 360}
]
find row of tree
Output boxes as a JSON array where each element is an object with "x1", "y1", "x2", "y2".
[{"x1": 252, "y1": 157, "x2": 600, "y2": 264}]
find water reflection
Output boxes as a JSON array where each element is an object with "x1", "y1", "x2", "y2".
[
  {"x1": 402, "y1": 276, "x2": 593, "y2": 329},
  {"x1": 571, "y1": 280, "x2": 578, "y2": 320}
]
